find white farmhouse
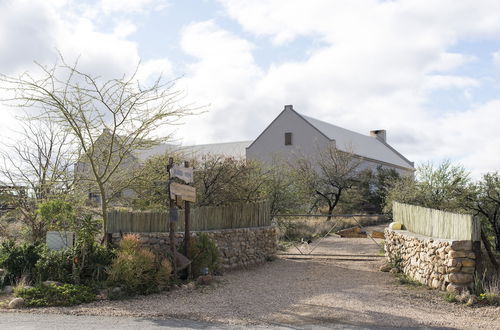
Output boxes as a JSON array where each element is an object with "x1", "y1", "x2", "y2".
[{"x1": 245, "y1": 105, "x2": 414, "y2": 176}]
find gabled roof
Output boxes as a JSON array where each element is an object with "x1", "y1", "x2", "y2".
[
  {"x1": 179, "y1": 141, "x2": 251, "y2": 159},
  {"x1": 298, "y1": 113, "x2": 414, "y2": 169},
  {"x1": 248, "y1": 105, "x2": 414, "y2": 170},
  {"x1": 134, "y1": 141, "x2": 251, "y2": 161}
]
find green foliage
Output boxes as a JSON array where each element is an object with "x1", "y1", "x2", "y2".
[
  {"x1": 263, "y1": 159, "x2": 309, "y2": 216},
  {"x1": 35, "y1": 248, "x2": 74, "y2": 283},
  {"x1": 342, "y1": 167, "x2": 400, "y2": 213},
  {"x1": 395, "y1": 273, "x2": 422, "y2": 287},
  {"x1": 107, "y1": 234, "x2": 172, "y2": 294},
  {"x1": 444, "y1": 292, "x2": 458, "y2": 303},
  {"x1": 469, "y1": 172, "x2": 500, "y2": 251},
  {"x1": 0, "y1": 241, "x2": 43, "y2": 285},
  {"x1": 194, "y1": 156, "x2": 265, "y2": 207},
  {"x1": 71, "y1": 215, "x2": 114, "y2": 284},
  {"x1": 384, "y1": 160, "x2": 472, "y2": 214},
  {"x1": 15, "y1": 283, "x2": 95, "y2": 307},
  {"x1": 37, "y1": 199, "x2": 75, "y2": 230},
  {"x1": 187, "y1": 233, "x2": 220, "y2": 276}
]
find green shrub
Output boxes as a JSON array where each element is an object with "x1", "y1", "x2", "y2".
[
  {"x1": 187, "y1": 233, "x2": 220, "y2": 276},
  {"x1": 0, "y1": 241, "x2": 43, "y2": 285},
  {"x1": 107, "y1": 234, "x2": 172, "y2": 295},
  {"x1": 35, "y1": 248, "x2": 74, "y2": 283},
  {"x1": 15, "y1": 283, "x2": 95, "y2": 307}
]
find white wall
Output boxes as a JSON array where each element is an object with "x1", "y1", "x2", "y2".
[{"x1": 246, "y1": 109, "x2": 331, "y2": 165}]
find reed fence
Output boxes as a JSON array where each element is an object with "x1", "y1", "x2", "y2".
[
  {"x1": 393, "y1": 202, "x2": 480, "y2": 241},
  {"x1": 106, "y1": 201, "x2": 271, "y2": 233}
]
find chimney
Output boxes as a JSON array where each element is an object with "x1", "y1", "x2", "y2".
[
  {"x1": 284, "y1": 104, "x2": 293, "y2": 111},
  {"x1": 370, "y1": 129, "x2": 386, "y2": 142}
]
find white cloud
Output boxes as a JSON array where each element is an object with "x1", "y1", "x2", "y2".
[
  {"x1": 113, "y1": 21, "x2": 137, "y2": 38},
  {"x1": 170, "y1": 0, "x2": 500, "y2": 175},
  {"x1": 98, "y1": 0, "x2": 170, "y2": 15},
  {"x1": 493, "y1": 50, "x2": 500, "y2": 68}
]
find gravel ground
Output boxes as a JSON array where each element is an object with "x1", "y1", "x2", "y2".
[{"x1": 3, "y1": 225, "x2": 499, "y2": 329}]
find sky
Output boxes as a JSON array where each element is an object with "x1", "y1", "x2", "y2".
[{"x1": 0, "y1": 0, "x2": 499, "y2": 177}]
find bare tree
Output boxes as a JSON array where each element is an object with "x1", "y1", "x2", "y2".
[
  {"x1": 194, "y1": 155, "x2": 265, "y2": 206},
  {"x1": 0, "y1": 115, "x2": 77, "y2": 241},
  {"x1": 1, "y1": 56, "x2": 194, "y2": 239},
  {"x1": 296, "y1": 145, "x2": 361, "y2": 218}
]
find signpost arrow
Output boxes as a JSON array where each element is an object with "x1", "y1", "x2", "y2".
[
  {"x1": 169, "y1": 165, "x2": 194, "y2": 184},
  {"x1": 170, "y1": 181, "x2": 196, "y2": 202}
]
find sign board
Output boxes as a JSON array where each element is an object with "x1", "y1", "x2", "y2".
[
  {"x1": 170, "y1": 181, "x2": 196, "y2": 202},
  {"x1": 170, "y1": 165, "x2": 193, "y2": 184},
  {"x1": 46, "y1": 231, "x2": 74, "y2": 250},
  {"x1": 169, "y1": 207, "x2": 179, "y2": 222}
]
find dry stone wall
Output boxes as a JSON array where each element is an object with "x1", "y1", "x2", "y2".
[
  {"x1": 111, "y1": 226, "x2": 278, "y2": 270},
  {"x1": 385, "y1": 228, "x2": 476, "y2": 293}
]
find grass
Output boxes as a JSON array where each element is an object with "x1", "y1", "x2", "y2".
[{"x1": 395, "y1": 273, "x2": 423, "y2": 287}]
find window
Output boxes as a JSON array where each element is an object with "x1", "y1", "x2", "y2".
[{"x1": 284, "y1": 132, "x2": 292, "y2": 145}]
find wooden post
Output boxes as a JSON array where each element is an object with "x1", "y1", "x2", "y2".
[
  {"x1": 184, "y1": 161, "x2": 191, "y2": 278},
  {"x1": 167, "y1": 157, "x2": 177, "y2": 277}
]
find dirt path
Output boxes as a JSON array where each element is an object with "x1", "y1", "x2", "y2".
[{"x1": 4, "y1": 225, "x2": 500, "y2": 329}]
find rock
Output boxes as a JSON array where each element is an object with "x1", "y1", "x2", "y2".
[
  {"x1": 3, "y1": 285, "x2": 13, "y2": 294},
  {"x1": 461, "y1": 259, "x2": 475, "y2": 268},
  {"x1": 8, "y1": 298, "x2": 25, "y2": 309},
  {"x1": 197, "y1": 275, "x2": 213, "y2": 285},
  {"x1": 431, "y1": 278, "x2": 441, "y2": 289},
  {"x1": 42, "y1": 280, "x2": 62, "y2": 287},
  {"x1": 446, "y1": 283, "x2": 467, "y2": 294},
  {"x1": 108, "y1": 287, "x2": 126, "y2": 300},
  {"x1": 461, "y1": 266, "x2": 475, "y2": 274},
  {"x1": 389, "y1": 268, "x2": 399, "y2": 274},
  {"x1": 186, "y1": 282, "x2": 196, "y2": 290},
  {"x1": 448, "y1": 273, "x2": 473, "y2": 284},
  {"x1": 448, "y1": 251, "x2": 467, "y2": 258},
  {"x1": 96, "y1": 289, "x2": 108, "y2": 300},
  {"x1": 466, "y1": 295, "x2": 477, "y2": 306},
  {"x1": 450, "y1": 241, "x2": 472, "y2": 251},
  {"x1": 379, "y1": 263, "x2": 392, "y2": 272},
  {"x1": 389, "y1": 222, "x2": 402, "y2": 230}
]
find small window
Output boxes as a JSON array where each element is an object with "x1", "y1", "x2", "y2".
[{"x1": 284, "y1": 132, "x2": 292, "y2": 145}]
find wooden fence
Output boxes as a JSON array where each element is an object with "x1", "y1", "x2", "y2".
[
  {"x1": 106, "y1": 201, "x2": 271, "y2": 233},
  {"x1": 393, "y1": 202, "x2": 480, "y2": 241}
]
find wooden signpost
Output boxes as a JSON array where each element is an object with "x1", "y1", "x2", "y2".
[
  {"x1": 167, "y1": 159, "x2": 195, "y2": 279},
  {"x1": 169, "y1": 182, "x2": 196, "y2": 202}
]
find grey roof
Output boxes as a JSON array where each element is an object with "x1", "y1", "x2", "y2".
[
  {"x1": 179, "y1": 141, "x2": 251, "y2": 159},
  {"x1": 134, "y1": 141, "x2": 251, "y2": 161},
  {"x1": 298, "y1": 113, "x2": 414, "y2": 169}
]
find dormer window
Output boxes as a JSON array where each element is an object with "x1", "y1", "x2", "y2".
[{"x1": 284, "y1": 132, "x2": 292, "y2": 145}]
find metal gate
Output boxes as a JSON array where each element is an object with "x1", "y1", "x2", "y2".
[{"x1": 274, "y1": 213, "x2": 385, "y2": 261}]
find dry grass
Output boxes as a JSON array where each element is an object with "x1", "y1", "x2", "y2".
[{"x1": 275, "y1": 215, "x2": 387, "y2": 242}]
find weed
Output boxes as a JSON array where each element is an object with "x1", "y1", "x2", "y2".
[
  {"x1": 396, "y1": 273, "x2": 422, "y2": 287},
  {"x1": 444, "y1": 292, "x2": 457, "y2": 303}
]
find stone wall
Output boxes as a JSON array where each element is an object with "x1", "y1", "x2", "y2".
[
  {"x1": 111, "y1": 226, "x2": 278, "y2": 271},
  {"x1": 385, "y1": 228, "x2": 477, "y2": 293}
]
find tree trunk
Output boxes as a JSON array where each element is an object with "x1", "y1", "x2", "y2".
[
  {"x1": 481, "y1": 229, "x2": 499, "y2": 271},
  {"x1": 495, "y1": 230, "x2": 500, "y2": 252},
  {"x1": 98, "y1": 185, "x2": 109, "y2": 245}
]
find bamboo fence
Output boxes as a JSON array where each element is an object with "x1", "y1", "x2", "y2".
[
  {"x1": 393, "y1": 202, "x2": 480, "y2": 241},
  {"x1": 106, "y1": 201, "x2": 271, "y2": 233}
]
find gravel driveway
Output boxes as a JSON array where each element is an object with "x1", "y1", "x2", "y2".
[{"x1": 3, "y1": 225, "x2": 500, "y2": 329}]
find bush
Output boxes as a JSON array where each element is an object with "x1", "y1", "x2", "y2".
[
  {"x1": 14, "y1": 283, "x2": 95, "y2": 307},
  {"x1": 186, "y1": 233, "x2": 220, "y2": 276},
  {"x1": 107, "y1": 234, "x2": 172, "y2": 295},
  {"x1": 0, "y1": 241, "x2": 43, "y2": 285},
  {"x1": 35, "y1": 248, "x2": 74, "y2": 283}
]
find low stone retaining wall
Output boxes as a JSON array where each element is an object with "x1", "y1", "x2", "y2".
[
  {"x1": 385, "y1": 228, "x2": 476, "y2": 293},
  {"x1": 111, "y1": 226, "x2": 278, "y2": 270}
]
